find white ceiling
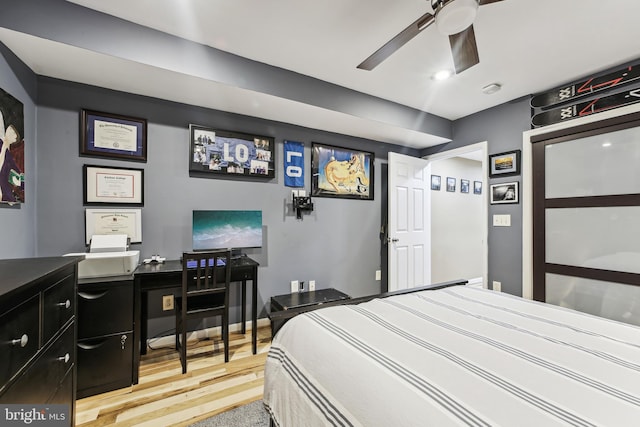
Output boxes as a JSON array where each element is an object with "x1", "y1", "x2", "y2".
[{"x1": 3, "y1": 0, "x2": 640, "y2": 149}]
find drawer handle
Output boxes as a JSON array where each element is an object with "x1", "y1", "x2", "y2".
[
  {"x1": 78, "y1": 340, "x2": 106, "y2": 350},
  {"x1": 11, "y1": 334, "x2": 29, "y2": 348},
  {"x1": 78, "y1": 290, "x2": 108, "y2": 300},
  {"x1": 58, "y1": 353, "x2": 70, "y2": 364},
  {"x1": 56, "y1": 299, "x2": 71, "y2": 309}
]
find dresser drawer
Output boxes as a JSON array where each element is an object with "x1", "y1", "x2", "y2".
[
  {"x1": 49, "y1": 365, "x2": 73, "y2": 405},
  {"x1": 1, "y1": 323, "x2": 74, "y2": 403},
  {"x1": 43, "y1": 273, "x2": 75, "y2": 344},
  {"x1": 77, "y1": 281, "x2": 133, "y2": 339},
  {"x1": 77, "y1": 332, "x2": 133, "y2": 398},
  {"x1": 231, "y1": 265, "x2": 254, "y2": 280},
  {"x1": 0, "y1": 295, "x2": 39, "y2": 387}
]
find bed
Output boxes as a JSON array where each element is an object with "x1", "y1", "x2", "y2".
[{"x1": 263, "y1": 284, "x2": 640, "y2": 426}]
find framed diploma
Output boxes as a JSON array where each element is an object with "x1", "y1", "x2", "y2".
[
  {"x1": 83, "y1": 164, "x2": 144, "y2": 206},
  {"x1": 85, "y1": 208, "x2": 142, "y2": 244},
  {"x1": 80, "y1": 109, "x2": 147, "y2": 162}
]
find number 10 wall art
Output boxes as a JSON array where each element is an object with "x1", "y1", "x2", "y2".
[{"x1": 189, "y1": 125, "x2": 275, "y2": 179}]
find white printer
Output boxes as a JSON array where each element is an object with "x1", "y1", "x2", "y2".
[{"x1": 65, "y1": 234, "x2": 140, "y2": 279}]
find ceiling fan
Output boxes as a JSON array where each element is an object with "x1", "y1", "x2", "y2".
[{"x1": 357, "y1": 0, "x2": 505, "y2": 74}]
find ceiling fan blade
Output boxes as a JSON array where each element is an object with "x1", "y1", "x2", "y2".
[
  {"x1": 479, "y1": 0, "x2": 505, "y2": 5},
  {"x1": 449, "y1": 25, "x2": 479, "y2": 74},
  {"x1": 357, "y1": 12, "x2": 434, "y2": 70}
]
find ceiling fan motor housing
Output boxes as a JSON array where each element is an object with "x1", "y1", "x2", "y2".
[{"x1": 432, "y1": 0, "x2": 479, "y2": 35}]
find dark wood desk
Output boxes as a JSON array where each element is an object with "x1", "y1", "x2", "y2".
[{"x1": 132, "y1": 256, "x2": 259, "y2": 383}]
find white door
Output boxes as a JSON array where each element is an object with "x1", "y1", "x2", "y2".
[{"x1": 388, "y1": 152, "x2": 431, "y2": 291}]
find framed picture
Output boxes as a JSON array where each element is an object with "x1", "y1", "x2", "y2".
[
  {"x1": 460, "y1": 179, "x2": 470, "y2": 193},
  {"x1": 473, "y1": 180, "x2": 482, "y2": 195},
  {"x1": 430, "y1": 175, "x2": 441, "y2": 191},
  {"x1": 489, "y1": 150, "x2": 520, "y2": 177},
  {"x1": 83, "y1": 164, "x2": 144, "y2": 206},
  {"x1": 85, "y1": 208, "x2": 142, "y2": 245},
  {"x1": 0, "y1": 87, "x2": 25, "y2": 205},
  {"x1": 311, "y1": 142, "x2": 373, "y2": 200},
  {"x1": 490, "y1": 181, "x2": 519, "y2": 204},
  {"x1": 80, "y1": 109, "x2": 147, "y2": 162},
  {"x1": 188, "y1": 124, "x2": 275, "y2": 179},
  {"x1": 446, "y1": 177, "x2": 456, "y2": 192}
]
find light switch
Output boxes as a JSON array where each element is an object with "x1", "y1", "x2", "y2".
[{"x1": 493, "y1": 214, "x2": 511, "y2": 227}]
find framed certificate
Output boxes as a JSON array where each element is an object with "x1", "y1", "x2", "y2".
[
  {"x1": 85, "y1": 208, "x2": 142, "y2": 244},
  {"x1": 83, "y1": 164, "x2": 144, "y2": 206},
  {"x1": 80, "y1": 109, "x2": 147, "y2": 162}
]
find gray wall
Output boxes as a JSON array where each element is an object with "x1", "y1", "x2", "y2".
[
  {"x1": 0, "y1": 44, "x2": 37, "y2": 259},
  {"x1": 34, "y1": 76, "x2": 419, "y2": 334},
  {"x1": 423, "y1": 97, "x2": 532, "y2": 296}
]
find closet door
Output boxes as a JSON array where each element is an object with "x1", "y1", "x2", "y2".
[{"x1": 532, "y1": 113, "x2": 640, "y2": 326}]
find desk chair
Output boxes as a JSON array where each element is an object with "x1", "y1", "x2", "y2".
[{"x1": 176, "y1": 250, "x2": 231, "y2": 374}]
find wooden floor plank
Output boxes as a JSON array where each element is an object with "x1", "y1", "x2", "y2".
[{"x1": 76, "y1": 326, "x2": 271, "y2": 426}]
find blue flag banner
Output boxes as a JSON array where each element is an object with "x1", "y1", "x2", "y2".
[{"x1": 284, "y1": 140, "x2": 304, "y2": 187}]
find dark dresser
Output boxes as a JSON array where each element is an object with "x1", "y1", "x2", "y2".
[{"x1": 0, "y1": 256, "x2": 81, "y2": 427}]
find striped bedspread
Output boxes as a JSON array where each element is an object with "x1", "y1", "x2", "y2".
[{"x1": 263, "y1": 286, "x2": 640, "y2": 426}]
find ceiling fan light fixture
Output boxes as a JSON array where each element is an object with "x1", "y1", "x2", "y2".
[{"x1": 435, "y1": 0, "x2": 479, "y2": 36}]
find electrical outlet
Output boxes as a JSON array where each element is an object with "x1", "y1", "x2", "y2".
[
  {"x1": 492, "y1": 281, "x2": 502, "y2": 292},
  {"x1": 162, "y1": 295, "x2": 174, "y2": 311},
  {"x1": 291, "y1": 280, "x2": 299, "y2": 293},
  {"x1": 493, "y1": 214, "x2": 511, "y2": 227},
  {"x1": 375, "y1": 270, "x2": 381, "y2": 281},
  {"x1": 309, "y1": 280, "x2": 316, "y2": 291}
]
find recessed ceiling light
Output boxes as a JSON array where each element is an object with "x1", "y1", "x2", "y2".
[
  {"x1": 602, "y1": 142, "x2": 612, "y2": 147},
  {"x1": 432, "y1": 69, "x2": 453, "y2": 81}
]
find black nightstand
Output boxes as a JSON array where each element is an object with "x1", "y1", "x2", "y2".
[{"x1": 269, "y1": 288, "x2": 350, "y2": 336}]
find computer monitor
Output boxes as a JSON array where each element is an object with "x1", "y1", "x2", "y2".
[{"x1": 192, "y1": 210, "x2": 262, "y2": 253}]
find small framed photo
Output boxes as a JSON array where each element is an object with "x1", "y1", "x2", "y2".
[
  {"x1": 83, "y1": 164, "x2": 144, "y2": 206},
  {"x1": 80, "y1": 109, "x2": 147, "y2": 162},
  {"x1": 489, "y1": 150, "x2": 520, "y2": 178},
  {"x1": 430, "y1": 175, "x2": 441, "y2": 191},
  {"x1": 473, "y1": 180, "x2": 482, "y2": 195},
  {"x1": 490, "y1": 181, "x2": 519, "y2": 204},
  {"x1": 446, "y1": 177, "x2": 456, "y2": 192},
  {"x1": 460, "y1": 179, "x2": 470, "y2": 193}
]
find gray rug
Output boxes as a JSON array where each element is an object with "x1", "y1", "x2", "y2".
[{"x1": 189, "y1": 400, "x2": 269, "y2": 427}]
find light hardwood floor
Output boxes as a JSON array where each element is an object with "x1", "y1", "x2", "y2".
[{"x1": 76, "y1": 327, "x2": 272, "y2": 427}]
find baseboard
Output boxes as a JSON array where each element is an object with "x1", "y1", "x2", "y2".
[{"x1": 148, "y1": 318, "x2": 271, "y2": 349}]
